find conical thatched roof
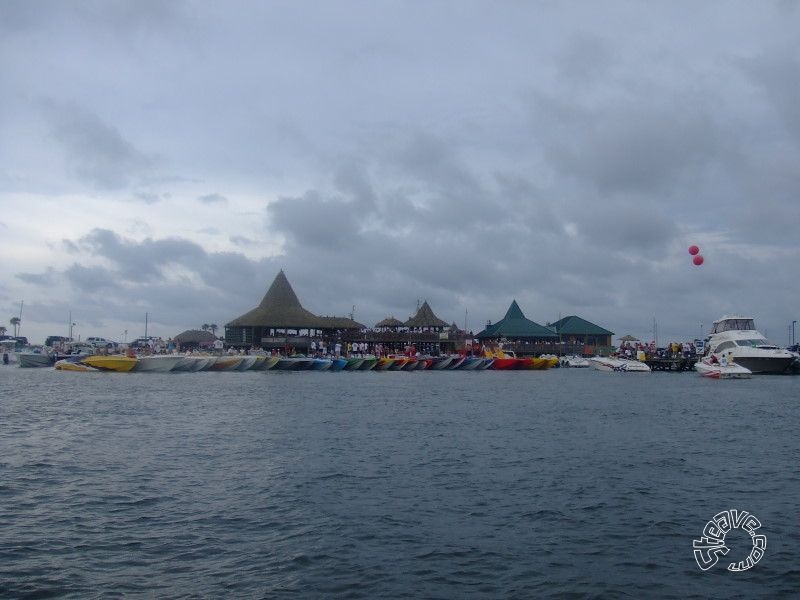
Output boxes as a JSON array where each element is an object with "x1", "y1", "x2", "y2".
[
  {"x1": 375, "y1": 316, "x2": 405, "y2": 328},
  {"x1": 226, "y1": 270, "x2": 322, "y2": 328},
  {"x1": 404, "y1": 301, "x2": 449, "y2": 328},
  {"x1": 317, "y1": 316, "x2": 366, "y2": 330},
  {"x1": 476, "y1": 300, "x2": 557, "y2": 339},
  {"x1": 173, "y1": 329, "x2": 217, "y2": 344}
]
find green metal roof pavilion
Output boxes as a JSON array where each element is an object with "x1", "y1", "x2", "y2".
[
  {"x1": 549, "y1": 315, "x2": 614, "y2": 337},
  {"x1": 476, "y1": 300, "x2": 557, "y2": 340}
]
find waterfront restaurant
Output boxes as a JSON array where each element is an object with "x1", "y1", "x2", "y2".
[
  {"x1": 475, "y1": 302, "x2": 615, "y2": 357},
  {"x1": 225, "y1": 270, "x2": 363, "y2": 352},
  {"x1": 476, "y1": 300, "x2": 558, "y2": 356},
  {"x1": 547, "y1": 315, "x2": 614, "y2": 354},
  {"x1": 225, "y1": 270, "x2": 464, "y2": 354}
]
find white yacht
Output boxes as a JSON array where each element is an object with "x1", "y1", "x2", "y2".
[{"x1": 705, "y1": 316, "x2": 795, "y2": 374}]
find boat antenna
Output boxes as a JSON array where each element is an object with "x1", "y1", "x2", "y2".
[{"x1": 145, "y1": 312, "x2": 149, "y2": 338}]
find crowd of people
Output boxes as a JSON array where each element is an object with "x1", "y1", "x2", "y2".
[{"x1": 617, "y1": 340, "x2": 700, "y2": 360}]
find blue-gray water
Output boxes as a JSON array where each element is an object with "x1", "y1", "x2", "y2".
[{"x1": 1, "y1": 367, "x2": 798, "y2": 599}]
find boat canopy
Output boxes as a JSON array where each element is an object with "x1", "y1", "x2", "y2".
[{"x1": 711, "y1": 317, "x2": 755, "y2": 334}]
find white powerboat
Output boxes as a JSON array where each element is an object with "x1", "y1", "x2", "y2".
[
  {"x1": 133, "y1": 354, "x2": 185, "y2": 372},
  {"x1": 705, "y1": 316, "x2": 795, "y2": 374},
  {"x1": 17, "y1": 350, "x2": 55, "y2": 368},
  {"x1": 694, "y1": 355, "x2": 752, "y2": 379},
  {"x1": 590, "y1": 356, "x2": 651, "y2": 372},
  {"x1": 560, "y1": 355, "x2": 590, "y2": 368}
]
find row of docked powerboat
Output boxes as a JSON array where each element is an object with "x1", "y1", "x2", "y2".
[{"x1": 45, "y1": 350, "x2": 572, "y2": 373}]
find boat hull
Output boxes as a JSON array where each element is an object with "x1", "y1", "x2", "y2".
[
  {"x1": 134, "y1": 355, "x2": 185, "y2": 372},
  {"x1": 17, "y1": 353, "x2": 54, "y2": 368},
  {"x1": 729, "y1": 356, "x2": 794, "y2": 374},
  {"x1": 695, "y1": 359, "x2": 752, "y2": 379},
  {"x1": 81, "y1": 355, "x2": 138, "y2": 372},
  {"x1": 55, "y1": 359, "x2": 98, "y2": 372},
  {"x1": 491, "y1": 358, "x2": 524, "y2": 370},
  {"x1": 209, "y1": 356, "x2": 243, "y2": 371}
]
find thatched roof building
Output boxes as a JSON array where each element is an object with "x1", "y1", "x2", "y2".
[
  {"x1": 226, "y1": 269, "x2": 321, "y2": 329},
  {"x1": 318, "y1": 316, "x2": 367, "y2": 330},
  {"x1": 404, "y1": 301, "x2": 449, "y2": 330},
  {"x1": 375, "y1": 316, "x2": 405, "y2": 329},
  {"x1": 225, "y1": 270, "x2": 365, "y2": 349}
]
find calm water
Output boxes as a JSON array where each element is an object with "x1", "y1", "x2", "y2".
[{"x1": 1, "y1": 366, "x2": 798, "y2": 599}]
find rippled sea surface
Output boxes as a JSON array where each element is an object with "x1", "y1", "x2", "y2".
[{"x1": 1, "y1": 366, "x2": 798, "y2": 599}]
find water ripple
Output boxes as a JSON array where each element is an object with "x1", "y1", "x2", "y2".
[{"x1": 0, "y1": 367, "x2": 797, "y2": 598}]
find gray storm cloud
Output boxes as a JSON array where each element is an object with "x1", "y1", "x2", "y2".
[{"x1": 2, "y1": 1, "x2": 799, "y2": 344}]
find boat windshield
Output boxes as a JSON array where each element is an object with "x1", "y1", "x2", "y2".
[
  {"x1": 735, "y1": 338, "x2": 774, "y2": 348},
  {"x1": 712, "y1": 318, "x2": 755, "y2": 333}
]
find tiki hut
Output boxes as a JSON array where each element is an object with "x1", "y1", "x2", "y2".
[
  {"x1": 404, "y1": 301, "x2": 449, "y2": 332},
  {"x1": 225, "y1": 270, "x2": 322, "y2": 347},
  {"x1": 317, "y1": 316, "x2": 367, "y2": 331},
  {"x1": 374, "y1": 316, "x2": 405, "y2": 332}
]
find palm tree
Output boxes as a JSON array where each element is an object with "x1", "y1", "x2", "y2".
[
  {"x1": 10, "y1": 317, "x2": 20, "y2": 337},
  {"x1": 201, "y1": 323, "x2": 210, "y2": 332},
  {"x1": 0, "y1": 326, "x2": 6, "y2": 337},
  {"x1": 210, "y1": 323, "x2": 218, "y2": 336}
]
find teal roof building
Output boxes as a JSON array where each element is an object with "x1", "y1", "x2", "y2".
[
  {"x1": 476, "y1": 300, "x2": 558, "y2": 340},
  {"x1": 548, "y1": 315, "x2": 614, "y2": 346}
]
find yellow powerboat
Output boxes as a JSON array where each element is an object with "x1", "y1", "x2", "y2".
[
  {"x1": 55, "y1": 359, "x2": 99, "y2": 372},
  {"x1": 81, "y1": 355, "x2": 138, "y2": 372}
]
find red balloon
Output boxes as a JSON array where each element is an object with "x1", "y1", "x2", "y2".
[
  {"x1": 693, "y1": 255, "x2": 704, "y2": 266},
  {"x1": 688, "y1": 245, "x2": 700, "y2": 255}
]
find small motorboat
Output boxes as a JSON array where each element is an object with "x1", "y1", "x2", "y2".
[
  {"x1": 695, "y1": 355, "x2": 752, "y2": 379},
  {"x1": 17, "y1": 351, "x2": 55, "y2": 368},
  {"x1": 590, "y1": 356, "x2": 651, "y2": 372},
  {"x1": 560, "y1": 355, "x2": 590, "y2": 368}
]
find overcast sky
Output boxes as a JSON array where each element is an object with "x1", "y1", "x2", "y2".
[{"x1": 2, "y1": 0, "x2": 799, "y2": 346}]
